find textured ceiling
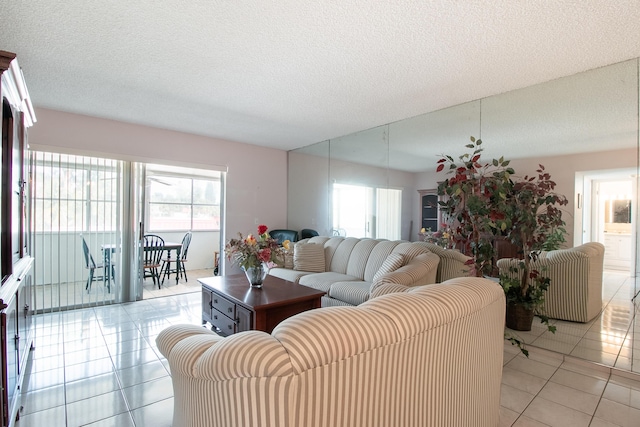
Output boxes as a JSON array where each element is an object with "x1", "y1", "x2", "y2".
[{"x1": 2, "y1": 1, "x2": 640, "y2": 155}]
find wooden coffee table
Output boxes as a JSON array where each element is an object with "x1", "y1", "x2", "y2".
[{"x1": 200, "y1": 274, "x2": 326, "y2": 336}]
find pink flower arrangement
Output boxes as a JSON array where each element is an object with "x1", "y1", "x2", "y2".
[{"x1": 225, "y1": 225, "x2": 283, "y2": 270}]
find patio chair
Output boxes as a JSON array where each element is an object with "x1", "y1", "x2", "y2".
[
  {"x1": 81, "y1": 236, "x2": 111, "y2": 293},
  {"x1": 144, "y1": 234, "x2": 165, "y2": 288},
  {"x1": 161, "y1": 231, "x2": 192, "y2": 284}
]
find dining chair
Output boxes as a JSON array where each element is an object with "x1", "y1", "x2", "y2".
[
  {"x1": 143, "y1": 234, "x2": 165, "y2": 288},
  {"x1": 81, "y1": 236, "x2": 111, "y2": 293},
  {"x1": 161, "y1": 231, "x2": 192, "y2": 284}
]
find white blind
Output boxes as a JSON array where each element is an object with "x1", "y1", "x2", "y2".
[{"x1": 31, "y1": 151, "x2": 123, "y2": 312}]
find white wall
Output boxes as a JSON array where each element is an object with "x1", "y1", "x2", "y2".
[
  {"x1": 413, "y1": 147, "x2": 638, "y2": 246},
  {"x1": 29, "y1": 108, "x2": 289, "y2": 276}
]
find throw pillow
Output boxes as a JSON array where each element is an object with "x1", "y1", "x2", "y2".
[
  {"x1": 294, "y1": 243, "x2": 325, "y2": 272},
  {"x1": 373, "y1": 253, "x2": 405, "y2": 281}
]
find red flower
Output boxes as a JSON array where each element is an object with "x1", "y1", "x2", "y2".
[
  {"x1": 258, "y1": 248, "x2": 271, "y2": 262},
  {"x1": 257, "y1": 224, "x2": 268, "y2": 235}
]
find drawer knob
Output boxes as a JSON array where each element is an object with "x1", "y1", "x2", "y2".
[
  {"x1": 214, "y1": 299, "x2": 218, "y2": 304},
  {"x1": 228, "y1": 307, "x2": 233, "y2": 313},
  {"x1": 214, "y1": 315, "x2": 218, "y2": 320},
  {"x1": 228, "y1": 325, "x2": 232, "y2": 330}
]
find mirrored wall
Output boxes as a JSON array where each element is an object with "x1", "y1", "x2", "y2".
[{"x1": 288, "y1": 58, "x2": 640, "y2": 373}]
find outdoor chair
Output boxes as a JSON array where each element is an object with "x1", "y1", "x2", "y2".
[
  {"x1": 81, "y1": 235, "x2": 112, "y2": 293},
  {"x1": 144, "y1": 234, "x2": 165, "y2": 288},
  {"x1": 161, "y1": 231, "x2": 192, "y2": 284}
]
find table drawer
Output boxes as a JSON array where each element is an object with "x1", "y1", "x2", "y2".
[
  {"x1": 210, "y1": 308, "x2": 236, "y2": 336},
  {"x1": 211, "y1": 293, "x2": 235, "y2": 318}
]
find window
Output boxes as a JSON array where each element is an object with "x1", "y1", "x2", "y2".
[
  {"x1": 332, "y1": 183, "x2": 401, "y2": 240},
  {"x1": 146, "y1": 167, "x2": 221, "y2": 231},
  {"x1": 32, "y1": 153, "x2": 120, "y2": 233}
]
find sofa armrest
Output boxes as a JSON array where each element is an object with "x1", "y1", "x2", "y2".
[
  {"x1": 370, "y1": 252, "x2": 439, "y2": 294},
  {"x1": 370, "y1": 283, "x2": 410, "y2": 299},
  {"x1": 158, "y1": 326, "x2": 293, "y2": 381}
]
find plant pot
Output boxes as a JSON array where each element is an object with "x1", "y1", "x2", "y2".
[{"x1": 505, "y1": 302, "x2": 534, "y2": 331}]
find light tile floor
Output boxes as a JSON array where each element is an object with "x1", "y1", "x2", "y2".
[
  {"x1": 507, "y1": 270, "x2": 640, "y2": 374},
  {"x1": 14, "y1": 277, "x2": 640, "y2": 427}
]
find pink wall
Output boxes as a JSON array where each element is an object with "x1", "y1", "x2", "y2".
[{"x1": 29, "y1": 108, "x2": 289, "y2": 273}]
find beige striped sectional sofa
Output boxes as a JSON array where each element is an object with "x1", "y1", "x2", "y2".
[
  {"x1": 268, "y1": 236, "x2": 440, "y2": 307},
  {"x1": 497, "y1": 242, "x2": 605, "y2": 322},
  {"x1": 157, "y1": 277, "x2": 505, "y2": 427},
  {"x1": 415, "y1": 241, "x2": 473, "y2": 282}
]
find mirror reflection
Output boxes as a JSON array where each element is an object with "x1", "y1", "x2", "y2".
[{"x1": 288, "y1": 58, "x2": 639, "y2": 373}]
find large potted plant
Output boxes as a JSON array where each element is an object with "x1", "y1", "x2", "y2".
[
  {"x1": 436, "y1": 137, "x2": 568, "y2": 353},
  {"x1": 499, "y1": 165, "x2": 568, "y2": 331}
]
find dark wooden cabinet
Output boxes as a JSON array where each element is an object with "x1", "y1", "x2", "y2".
[
  {"x1": 418, "y1": 189, "x2": 441, "y2": 238},
  {"x1": 202, "y1": 287, "x2": 253, "y2": 336},
  {"x1": 0, "y1": 51, "x2": 35, "y2": 427},
  {"x1": 200, "y1": 275, "x2": 324, "y2": 336}
]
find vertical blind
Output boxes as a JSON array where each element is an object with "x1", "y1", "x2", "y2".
[{"x1": 31, "y1": 151, "x2": 123, "y2": 313}]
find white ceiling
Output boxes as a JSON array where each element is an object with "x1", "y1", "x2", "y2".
[{"x1": 2, "y1": 1, "x2": 640, "y2": 154}]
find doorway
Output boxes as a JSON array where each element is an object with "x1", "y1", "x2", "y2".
[{"x1": 578, "y1": 169, "x2": 635, "y2": 274}]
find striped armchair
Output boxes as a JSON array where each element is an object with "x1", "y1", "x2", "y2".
[
  {"x1": 497, "y1": 242, "x2": 605, "y2": 322},
  {"x1": 157, "y1": 277, "x2": 505, "y2": 427}
]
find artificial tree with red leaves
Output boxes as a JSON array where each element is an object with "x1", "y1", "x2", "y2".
[{"x1": 436, "y1": 137, "x2": 568, "y2": 352}]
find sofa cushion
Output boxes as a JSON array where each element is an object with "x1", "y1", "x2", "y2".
[
  {"x1": 294, "y1": 243, "x2": 325, "y2": 272},
  {"x1": 363, "y1": 240, "x2": 403, "y2": 281},
  {"x1": 268, "y1": 267, "x2": 311, "y2": 283},
  {"x1": 373, "y1": 253, "x2": 405, "y2": 281},
  {"x1": 299, "y1": 272, "x2": 359, "y2": 293},
  {"x1": 328, "y1": 237, "x2": 360, "y2": 274},
  {"x1": 328, "y1": 281, "x2": 371, "y2": 306},
  {"x1": 345, "y1": 239, "x2": 381, "y2": 279}
]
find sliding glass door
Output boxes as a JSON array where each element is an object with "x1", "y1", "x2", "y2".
[
  {"x1": 31, "y1": 152, "x2": 125, "y2": 311},
  {"x1": 332, "y1": 183, "x2": 401, "y2": 240}
]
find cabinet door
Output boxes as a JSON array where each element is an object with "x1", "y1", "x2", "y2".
[
  {"x1": 201, "y1": 288, "x2": 213, "y2": 325},
  {"x1": 17, "y1": 272, "x2": 32, "y2": 373},
  {"x1": 2, "y1": 297, "x2": 18, "y2": 427},
  {"x1": 235, "y1": 306, "x2": 253, "y2": 333},
  {"x1": 421, "y1": 193, "x2": 439, "y2": 231}
]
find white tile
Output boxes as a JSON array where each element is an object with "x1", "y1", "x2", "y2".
[
  {"x1": 506, "y1": 356, "x2": 559, "y2": 380},
  {"x1": 569, "y1": 347, "x2": 618, "y2": 366},
  {"x1": 65, "y1": 372, "x2": 121, "y2": 403},
  {"x1": 66, "y1": 389, "x2": 129, "y2": 427},
  {"x1": 528, "y1": 337, "x2": 577, "y2": 354},
  {"x1": 522, "y1": 396, "x2": 592, "y2": 426},
  {"x1": 502, "y1": 367, "x2": 548, "y2": 395},
  {"x1": 116, "y1": 360, "x2": 169, "y2": 388},
  {"x1": 130, "y1": 397, "x2": 173, "y2": 427},
  {"x1": 549, "y1": 368, "x2": 607, "y2": 396},
  {"x1": 81, "y1": 412, "x2": 136, "y2": 427},
  {"x1": 122, "y1": 376, "x2": 174, "y2": 410},
  {"x1": 513, "y1": 416, "x2": 552, "y2": 426},
  {"x1": 501, "y1": 383, "x2": 536, "y2": 413},
  {"x1": 604, "y1": 382, "x2": 633, "y2": 406},
  {"x1": 594, "y1": 398, "x2": 640, "y2": 427},
  {"x1": 14, "y1": 405, "x2": 66, "y2": 427},
  {"x1": 538, "y1": 381, "x2": 600, "y2": 415},
  {"x1": 589, "y1": 417, "x2": 625, "y2": 427},
  {"x1": 562, "y1": 358, "x2": 611, "y2": 379},
  {"x1": 499, "y1": 406, "x2": 520, "y2": 427},
  {"x1": 19, "y1": 385, "x2": 65, "y2": 415}
]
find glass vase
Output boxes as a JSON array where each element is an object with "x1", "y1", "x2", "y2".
[{"x1": 243, "y1": 263, "x2": 268, "y2": 288}]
